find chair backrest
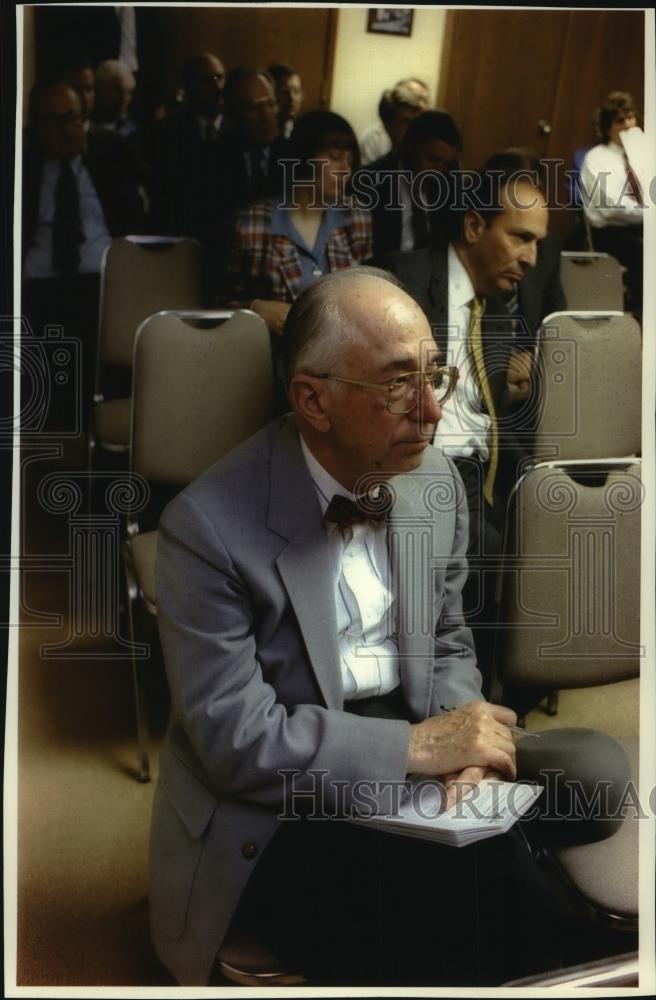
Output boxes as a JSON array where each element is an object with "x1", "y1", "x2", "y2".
[
  {"x1": 130, "y1": 309, "x2": 274, "y2": 486},
  {"x1": 495, "y1": 460, "x2": 642, "y2": 690},
  {"x1": 532, "y1": 312, "x2": 641, "y2": 462},
  {"x1": 560, "y1": 252, "x2": 624, "y2": 312},
  {"x1": 97, "y1": 237, "x2": 204, "y2": 369}
]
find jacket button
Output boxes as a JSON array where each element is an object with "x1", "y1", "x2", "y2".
[{"x1": 241, "y1": 841, "x2": 258, "y2": 860}]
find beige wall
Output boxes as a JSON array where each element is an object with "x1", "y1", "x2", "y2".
[{"x1": 330, "y1": 6, "x2": 446, "y2": 138}]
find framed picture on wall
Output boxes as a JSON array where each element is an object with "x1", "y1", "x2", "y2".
[{"x1": 366, "y1": 9, "x2": 414, "y2": 37}]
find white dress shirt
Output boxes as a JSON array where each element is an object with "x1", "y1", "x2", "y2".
[
  {"x1": 300, "y1": 437, "x2": 400, "y2": 701},
  {"x1": 359, "y1": 121, "x2": 392, "y2": 165},
  {"x1": 196, "y1": 113, "x2": 223, "y2": 139},
  {"x1": 580, "y1": 141, "x2": 643, "y2": 228},
  {"x1": 433, "y1": 244, "x2": 491, "y2": 460},
  {"x1": 23, "y1": 156, "x2": 111, "y2": 280}
]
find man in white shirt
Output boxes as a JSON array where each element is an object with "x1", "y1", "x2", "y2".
[
  {"x1": 151, "y1": 267, "x2": 628, "y2": 986},
  {"x1": 22, "y1": 81, "x2": 142, "y2": 429},
  {"x1": 385, "y1": 169, "x2": 549, "y2": 692},
  {"x1": 359, "y1": 77, "x2": 429, "y2": 164},
  {"x1": 580, "y1": 91, "x2": 643, "y2": 316},
  {"x1": 362, "y1": 108, "x2": 462, "y2": 263},
  {"x1": 92, "y1": 59, "x2": 137, "y2": 137}
]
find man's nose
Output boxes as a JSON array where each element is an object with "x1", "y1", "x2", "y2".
[
  {"x1": 412, "y1": 381, "x2": 443, "y2": 428},
  {"x1": 519, "y1": 241, "x2": 538, "y2": 269}
]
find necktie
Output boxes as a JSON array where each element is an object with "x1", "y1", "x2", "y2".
[
  {"x1": 249, "y1": 150, "x2": 268, "y2": 198},
  {"x1": 324, "y1": 487, "x2": 393, "y2": 531},
  {"x1": 411, "y1": 204, "x2": 430, "y2": 249},
  {"x1": 52, "y1": 160, "x2": 83, "y2": 276},
  {"x1": 204, "y1": 121, "x2": 217, "y2": 143},
  {"x1": 506, "y1": 283, "x2": 520, "y2": 334},
  {"x1": 468, "y1": 297, "x2": 498, "y2": 507},
  {"x1": 623, "y1": 154, "x2": 643, "y2": 205}
]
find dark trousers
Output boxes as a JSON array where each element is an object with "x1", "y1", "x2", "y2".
[
  {"x1": 592, "y1": 224, "x2": 643, "y2": 320},
  {"x1": 231, "y1": 813, "x2": 564, "y2": 987},
  {"x1": 225, "y1": 724, "x2": 630, "y2": 987}
]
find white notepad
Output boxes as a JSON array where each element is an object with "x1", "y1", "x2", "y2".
[{"x1": 351, "y1": 779, "x2": 543, "y2": 847}]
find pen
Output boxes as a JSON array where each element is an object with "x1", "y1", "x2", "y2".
[{"x1": 439, "y1": 705, "x2": 541, "y2": 739}]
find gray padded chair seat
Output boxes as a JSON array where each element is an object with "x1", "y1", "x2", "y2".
[
  {"x1": 559, "y1": 252, "x2": 624, "y2": 312},
  {"x1": 130, "y1": 531, "x2": 158, "y2": 614},
  {"x1": 534, "y1": 314, "x2": 641, "y2": 463},
  {"x1": 123, "y1": 308, "x2": 274, "y2": 783},
  {"x1": 93, "y1": 397, "x2": 130, "y2": 451},
  {"x1": 552, "y1": 737, "x2": 639, "y2": 920}
]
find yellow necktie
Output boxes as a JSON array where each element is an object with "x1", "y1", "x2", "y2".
[{"x1": 468, "y1": 297, "x2": 498, "y2": 506}]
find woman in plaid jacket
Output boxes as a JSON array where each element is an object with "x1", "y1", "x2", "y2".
[{"x1": 223, "y1": 110, "x2": 372, "y2": 336}]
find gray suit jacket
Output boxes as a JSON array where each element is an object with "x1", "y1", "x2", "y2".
[{"x1": 150, "y1": 415, "x2": 482, "y2": 984}]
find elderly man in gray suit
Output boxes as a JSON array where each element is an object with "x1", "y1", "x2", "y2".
[{"x1": 151, "y1": 267, "x2": 627, "y2": 987}]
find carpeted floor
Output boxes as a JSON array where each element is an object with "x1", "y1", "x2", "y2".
[
  {"x1": 11, "y1": 439, "x2": 641, "y2": 988},
  {"x1": 14, "y1": 440, "x2": 174, "y2": 987}
]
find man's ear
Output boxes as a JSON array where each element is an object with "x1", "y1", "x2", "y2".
[
  {"x1": 289, "y1": 375, "x2": 332, "y2": 432},
  {"x1": 463, "y1": 209, "x2": 485, "y2": 246}
]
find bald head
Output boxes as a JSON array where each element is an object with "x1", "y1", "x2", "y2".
[
  {"x1": 94, "y1": 60, "x2": 136, "y2": 122},
  {"x1": 182, "y1": 52, "x2": 225, "y2": 119},
  {"x1": 283, "y1": 267, "x2": 407, "y2": 383},
  {"x1": 287, "y1": 269, "x2": 440, "y2": 491},
  {"x1": 458, "y1": 179, "x2": 548, "y2": 299}
]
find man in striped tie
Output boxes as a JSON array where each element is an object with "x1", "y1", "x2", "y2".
[{"x1": 386, "y1": 168, "x2": 549, "y2": 693}]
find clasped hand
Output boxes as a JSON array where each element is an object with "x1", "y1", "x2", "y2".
[{"x1": 407, "y1": 700, "x2": 518, "y2": 807}]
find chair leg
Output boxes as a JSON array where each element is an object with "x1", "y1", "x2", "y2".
[
  {"x1": 544, "y1": 690, "x2": 559, "y2": 716},
  {"x1": 132, "y1": 656, "x2": 151, "y2": 783},
  {"x1": 123, "y1": 543, "x2": 150, "y2": 782}
]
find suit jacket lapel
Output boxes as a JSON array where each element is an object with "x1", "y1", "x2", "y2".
[
  {"x1": 427, "y1": 241, "x2": 450, "y2": 361},
  {"x1": 388, "y1": 472, "x2": 436, "y2": 719},
  {"x1": 268, "y1": 420, "x2": 343, "y2": 709},
  {"x1": 482, "y1": 297, "x2": 514, "y2": 413}
]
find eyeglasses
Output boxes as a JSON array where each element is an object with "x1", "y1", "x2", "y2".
[
  {"x1": 199, "y1": 73, "x2": 225, "y2": 85},
  {"x1": 316, "y1": 366, "x2": 459, "y2": 414},
  {"x1": 38, "y1": 111, "x2": 83, "y2": 127},
  {"x1": 242, "y1": 98, "x2": 278, "y2": 115}
]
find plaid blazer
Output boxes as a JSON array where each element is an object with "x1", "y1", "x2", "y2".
[{"x1": 224, "y1": 199, "x2": 373, "y2": 304}]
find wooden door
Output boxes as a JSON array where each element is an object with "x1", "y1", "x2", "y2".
[
  {"x1": 437, "y1": 9, "x2": 645, "y2": 241},
  {"x1": 158, "y1": 6, "x2": 337, "y2": 111}
]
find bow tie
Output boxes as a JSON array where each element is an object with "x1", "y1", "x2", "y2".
[{"x1": 323, "y1": 487, "x2": 393, "y2": 530}]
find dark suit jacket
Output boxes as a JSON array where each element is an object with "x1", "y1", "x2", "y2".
[
  {"x1": 385, "y1": 239, "x2": 563, "y2": 500},
  {"x1": 151, "y1": 415, "x2": 481, "y2": 984},
  {"x1": 150, "y1": 105, "x2": 225, "y2": 241},
  {"x1": 35, "y1": 5, "x2": 166, "y2": 116},
  {"x1": 215, "y1": 131, "x2": 291, "y2": 208},
  {"x1": 22, "y1": 130, "x2": 143, "y2": 265},
  {"x1": 358, "y1": 151, "x2": 441, "y2": 265},
  {"x1": 512, "y1": 232, "x2": 566, "y2": 343}
]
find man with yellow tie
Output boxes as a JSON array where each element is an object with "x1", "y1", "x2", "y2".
[{"x1": 386, "y1": 168, "x2": 549, "y2": 692}]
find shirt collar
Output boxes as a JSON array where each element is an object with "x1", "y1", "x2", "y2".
[
  {"x1": 448, "y1": 242, "x2": 476, "y2": 311},
  {"x1": 300, "y1": 434, "x2": 355, "y2": 514},
  {"x1": 270, "y1": 203, "x2": 350, "y2": 239},
  {"x1": 44, "y1": 154, "x2": 82, "y2": 174},
  {"x1": 196, "y1": 112, "x2": 222, "y2": 134}
]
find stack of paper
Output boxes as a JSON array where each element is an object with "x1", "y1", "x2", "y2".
[{"x1": 351, "y1": 779, "x2": 543, "y2": 847}]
